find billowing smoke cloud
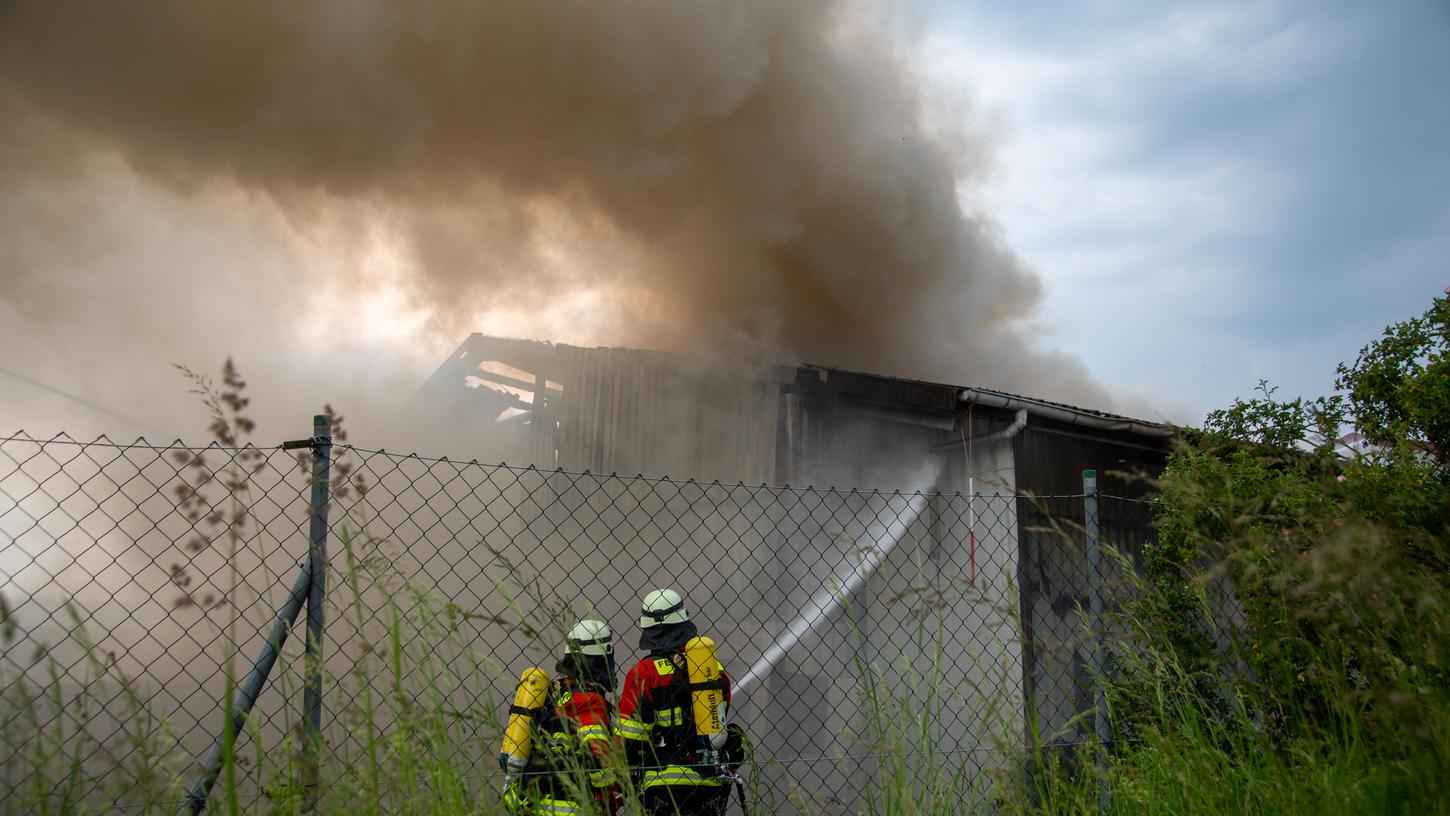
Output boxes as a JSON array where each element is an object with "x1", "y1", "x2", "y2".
[
  {"x1": 0, "y1": 0, "x2": 1105, "y2": 444},
  {"x1": 0, "y1": 9, "x2": 1106, "y2": 781}
]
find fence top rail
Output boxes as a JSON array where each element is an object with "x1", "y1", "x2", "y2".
[
  {"x1": 1, "y1": 430, "x2": 284, "y2": 453},
  {"x1": 1097, "y1": 493, "x2": 1157, "y2": 504},
  {"x1": 1, "y1": 431, "x2": 1156, "y2": 502}
]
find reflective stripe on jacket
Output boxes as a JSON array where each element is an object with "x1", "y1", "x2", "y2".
[
  {"x1": 615, "y1": 651, "x2": 732, "y2": 788},
  {"x1": 503, "y1": 783, "x2": 584, "y2": 816},
  {"x1": 543, "y1": 683, "x2": 617, "y2": 788}
]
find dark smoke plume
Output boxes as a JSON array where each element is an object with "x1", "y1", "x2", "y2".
[{"x1": 0, "y1": 0, "x2": 1105, "y2": 439}]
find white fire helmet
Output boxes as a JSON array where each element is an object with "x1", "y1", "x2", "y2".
[
  {"x1": 567, "y1": 619, "x2": 614, "y2": 657},
  {"x1": 639, "y1": 588, "x2": 690, "y2": 629}
]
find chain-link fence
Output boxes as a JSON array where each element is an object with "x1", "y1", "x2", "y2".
[{"x1": 0, "y1": 429, "x2": 1161, "y2": 814}]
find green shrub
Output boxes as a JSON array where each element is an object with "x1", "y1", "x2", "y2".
[{"x1": 1010, "y1": 293, "x2": 1450, "y2": 815}]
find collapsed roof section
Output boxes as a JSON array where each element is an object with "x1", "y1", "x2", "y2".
[{"x1": 410, "y1": 334, "x2": 792, "y2": 479}]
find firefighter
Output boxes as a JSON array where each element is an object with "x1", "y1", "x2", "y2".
[
  {"x1": 616, "y1": 589, "x2": 733, "y2": 816},
  {"x1": 501, "y1": 619, "x2": 621, "y2": 815}
]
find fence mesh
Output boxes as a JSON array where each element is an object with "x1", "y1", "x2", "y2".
[{"x1": 0, "y1": 431, "x2": 1158, "y2": 814}]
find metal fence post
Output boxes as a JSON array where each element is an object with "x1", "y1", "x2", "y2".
[
  {"x1": 304, "y1": 414, "x2": 332, "y2": 810},
  {"x1": 1083, "y1": 469, "x2": 1109, "y2": 814},
  {"x1": 178, "y1": 561, "x2": 314, "y2": 816}
]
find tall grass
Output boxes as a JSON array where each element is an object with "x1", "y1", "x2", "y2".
[
  {"x1": 849, "y1": 624, "x2": 1001, "y2": 815},
  {"x1": 11, "y1": 477, "x2": 1439, "y2": 815},
  {"x1": 0, "y1": 363, "x2": 640, "y2": 814},
  {"x1": 1003, "y1": 616, "x2": 1450, "y2": 815},
  {"x1": 1, "y1": 498, "x2": 1032, "y2": 816},
  {"x1": 998, "y1": 509, "x2": 1450, "y2": 813},
  {"x1": 0, "y1": 523, "x2": 656, "y2": 815}
]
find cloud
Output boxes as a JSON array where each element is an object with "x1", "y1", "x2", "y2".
[{"x1": 906, "y1": 0, "x2": 1450, "y2": 420}]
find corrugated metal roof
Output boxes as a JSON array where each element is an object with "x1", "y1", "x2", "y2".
[
  {"x1": 427, "y1": 335, "x2": 1173, "y2": 440},
  {"x1": 800, "y1": 363, "x2": 1172, "y2": 432},
  {"x1": 965, "y1": 386, "x2": 1171, "y2": 428}
]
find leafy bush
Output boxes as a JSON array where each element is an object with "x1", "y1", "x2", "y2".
[{"x1": 1088, "y1": 293, "x2": 1450, "y2": 814}]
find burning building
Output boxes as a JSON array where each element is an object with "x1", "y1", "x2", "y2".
[
  {"x1": 1, "y1": 0, "x2": 1184, "y2": 806},
  {"x1": 412, "y1": 333, "x2": 1175, "y2": 803}
]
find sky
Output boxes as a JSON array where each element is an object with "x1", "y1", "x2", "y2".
[
  {"x1": 893, "y1": 0, "x2": 1450, "y2": 420},
  {"x1": 0, "y1": 0, "x2": 1446, "y2": 442}
]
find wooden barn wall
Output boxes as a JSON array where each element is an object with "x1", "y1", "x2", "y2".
[{"x1": 553, "y1": 347, "x2": 780, "y2": 484}]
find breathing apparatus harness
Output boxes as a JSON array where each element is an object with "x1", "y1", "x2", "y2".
[
  {"x1": 643, "y1": 642, "x2": 749, "y2": 814},
  {"x1": 500, "y1": 620, "x2": 617, "y2": 793},
  {"x1": 635, "y1": 592, "x2": 750, "y2": 813},
  {"x1": 521, "y1": 675, "x2": 612, "y2": 777}
]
